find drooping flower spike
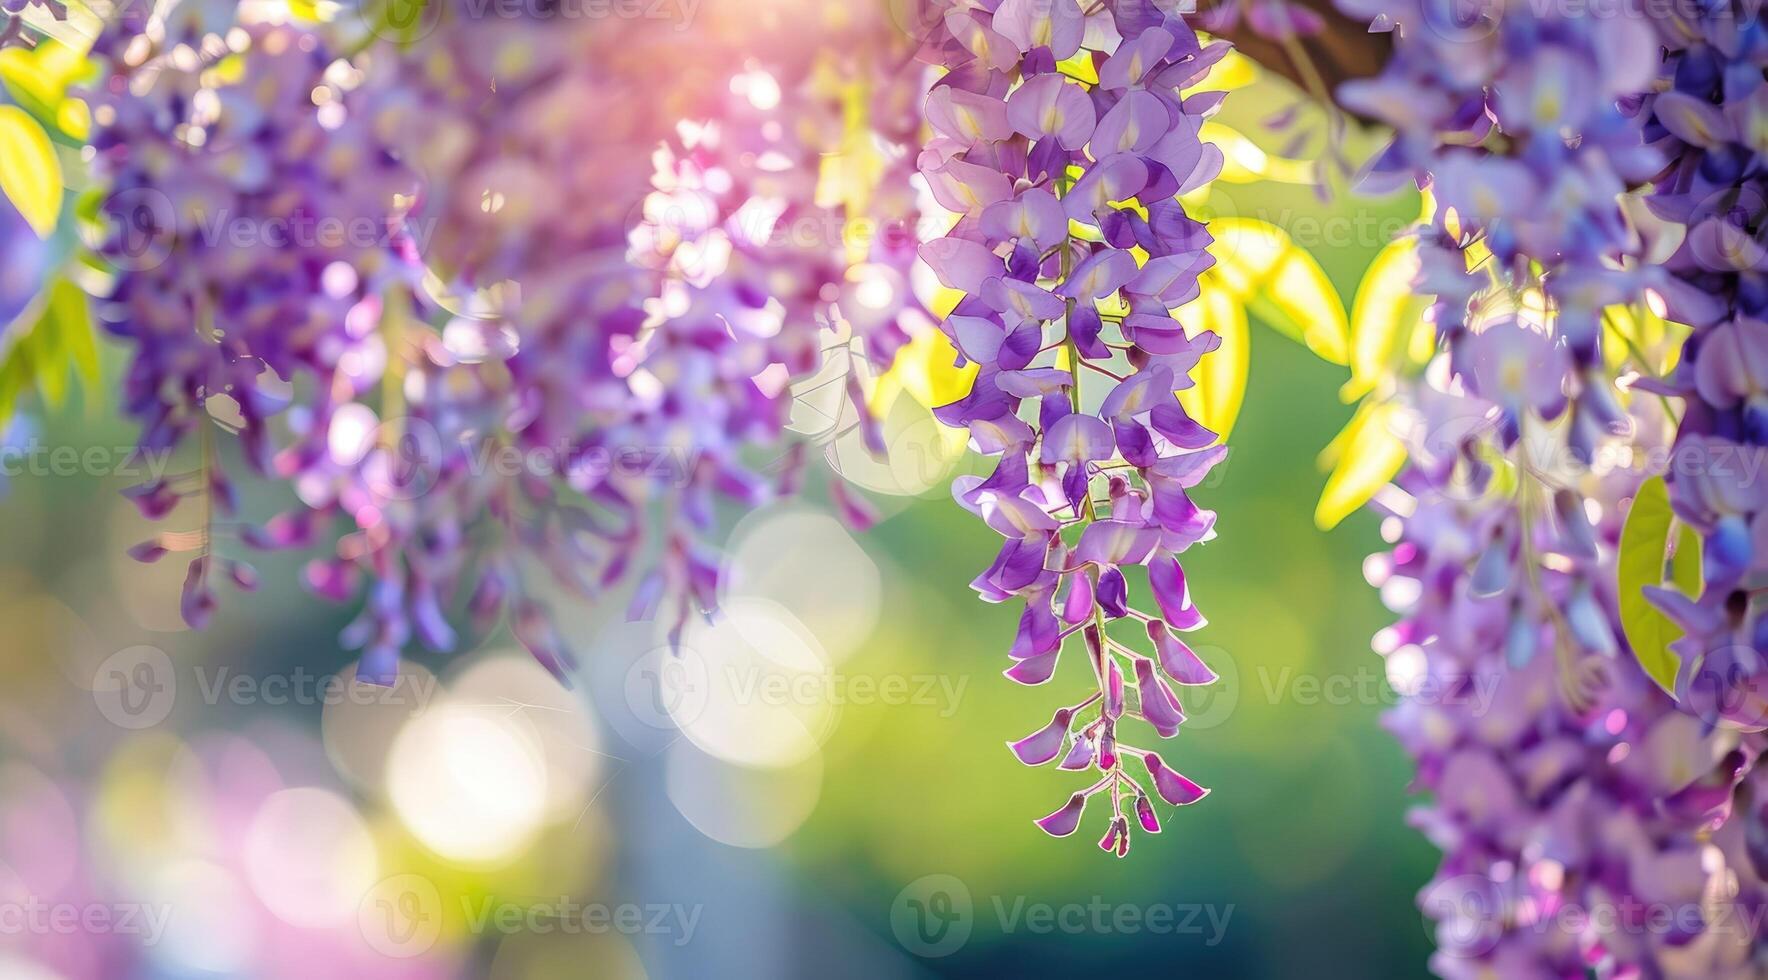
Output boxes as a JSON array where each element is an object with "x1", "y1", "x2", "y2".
[
  {"x1": 918, "y1": 0, "x2": 1230, "y2": 855},
  {"x1": 92, "y1": 1, "x2": 930, "y2": 683}
]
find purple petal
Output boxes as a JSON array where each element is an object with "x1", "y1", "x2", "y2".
[
  {"x1": 1058, "y1": 735, "x2": 1094, "y2": 770},
  {"x1": 1147, "y1": 619, "x2": 1218, "y2": 685},
  {"x1": 1040, "y1": 412, "x2": 1115, "y2": 465},
  {"x1": 1005, "y1": 642, "x2": 1062, "y2": 684},
  {"x1": 983, "y1": 277, "x2": 1066, "y2": 322},
  {"x1": 1135, "y1": 658, "x2": 1186, "y2": 736},
  {"x1": 1092, "y1": 90, "x2": 1169, "y2": 155},
  {"x1": 1010, "y1": 599, "x2": 1061, "y2": 660},
  {"x1": 919, "y1": 237, "x2": 1001, "y2": 294},
  {"x1": 1097, "y1": 567, "x2": 1130, "y2": 617},
  {"x1": 1007, "y1": 74, "x2": 1097, "y2": 150},
  {"x1": 180, "y1": 557, "x2": 215, "y2": 630},
  {"x1": 1073, "y1": 519, "x2": 1161, "y2": 566},
  {"x1": 981, "y1": 188, "x2": 1069, "y2": 252},
  {"x1": 1144, "y1": 751, "x2": 1209, "y2": 805},
  {"x1": 1148, "y1": 557, "x2": 1206, "y2": 630},
  {"x1": 993, "y1": 0, "x2": 1085, "y2": 59},
  {"x1": 1061, "y1": 570, "x2": 1095, "y2": 624},
  {"x1": 1065, "y1": 154, "x2": 1149, "y2": 223},
  {"x1": 1009, "y1": 707, "x2": 1073, "y2": 765},
  {"x1": 1058, "y1": 248, "x2": 1139, "y2": 302},
  {"x1": 925, "y1": 85, "x2": 1013, "y2": 145},
  {"x1": 1149, "y1": 401, "x2": 1216, "y2": 448},
  {"x1": 1135, "y1": 793, "x2": 1162, "y2": 833},
  {"x1": 1035, "y1": 791, "x2": 1089, "y2": 837},
  {"x1": 1099, "y1": 26, "x2": 1174, "y2": 90}
]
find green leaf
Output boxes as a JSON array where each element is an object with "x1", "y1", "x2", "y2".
[
  {"x1": 1314, "y1": 400, "x2": 1407, "y2": 530},
  {"x1": 0, "y1": 39, "x2": 94, "y2": 142},
  {"x1": 1175, "y1": 278, "x2": 1250, "y2": 440},
  {"x1": 0, "y1": 277, "x2": 97, "y2": 427},
  {"x1": 1208, "y1": 216, "x2": 1350, "y2": 365},
  {"x1": 0, "y1": 105, "x2": 63, "y2": 238},
  {"x1": 1341, "y1": 238, "x2": 1429, "y2": 402},
  {"x1": 1617, "y1": 476, "x2": 1700, "y2": 695}
]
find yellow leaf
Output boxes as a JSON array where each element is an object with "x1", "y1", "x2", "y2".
[
  {"x1": 1341, "y1": 238, "x2": 1427, "y2": 401},
  {"x1": 0, "y1": 106, "x2": 62, "y2": 237},
  {"x1": 1188, "y1": 47, "x2": 1257, "y2": 93},
  {"x1": 1209, "y1": 216, "x2": 1350, "y2": 365},
  {"x1": 1176, "y1": 279, "x2": 1249, "y2": 440},
  {"x1": 869, "y1": 330, "x2": 978, "y2": 419},
  {"x1": 1054, "y1": 52, "x2": 1098, "y2": 86},
  {"x1": 1200, "y1": 122, "x2": 1315, "y2": 185},
  {"x1": 0, "y1": 39, "x2": 94, "y2": 140},
  {"x1": 1315, "y1": 400, "x2": 1407, "y2": 530}
]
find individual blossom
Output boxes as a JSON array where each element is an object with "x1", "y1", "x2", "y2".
[{"x1": 919, "y1": 0, "x2": 1229, "y2": 855}]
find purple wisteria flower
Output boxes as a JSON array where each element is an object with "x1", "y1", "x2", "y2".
[
  {"x1": 90, "y1": 10, "x2": 414, "y2": 632},
  {"x1": 1338, "y1": 0, "x2": 1660, "y2": 448},
  {"x1": 1630, "y1": 2, "x2": 1768, "y2": 742},
  {"x1": 1370, "y1": 395, "x2": 1760, "y2": 977},
  {"x1": 918, "y1": 0, "x2": 1229, "y2": 855}
]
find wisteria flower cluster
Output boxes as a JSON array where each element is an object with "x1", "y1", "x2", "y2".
[
  {"x1": 1370, "y1": 387, "x2": 1760, "y2": 976},
  {"x1": 89, "y1": 8, "x2": 414, "y2": 634},
  {"x1": 89, "y1": 1, "x2": 928, "y2": 680},
  {"x1": 1631, "y1": 0, "x2": 1768, "y2": 739},
  {"x1": 1334, "y1": 0, "x2": 1768, "y2": 970},
  {"x1": 1338, "y1": 0, "x2": 1660, "y2": 450},
  {"x1": 916, "y1": 0, "x2": 1230, "y2": 854}
]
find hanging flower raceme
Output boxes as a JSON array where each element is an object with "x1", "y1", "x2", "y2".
[
  {"x1": 286, "y1": 4, "x2": 932, "y2": 678},
  {"x1": 916, "y1": 0, "x2": 1230, "y2": 855},
  {"x1": 1628, "y1": 1, "x2": 1768, "y2": 738},
  {"x1": 90, "y1": 6, "x2": 415, "y2": 631},
  {"x1": 1334, "y1": 0, "x2": 1765, "y2": 969},
  {"x1": 1368, "y1": 380, "x2": 1761, "y2": 978},
  {"x1": 1338, "y1": 0, "x2": 1661, "y2": 452}
]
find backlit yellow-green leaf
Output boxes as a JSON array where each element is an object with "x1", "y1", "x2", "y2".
[
  {"x1": 1618, "y1": 476, "x2": 1700, "y2": 695},
  {"x1": 1315, "y1": 400, "x2": 1407, "y2": 530},
  {"x1": 0, "y1": 39, "x2": 93, "y2": 141},
  {"x1": 1200, "y1": 122, "x2": 1315, "y2": 185},
  {"x1": 1175, "y1": 279, "x2": 1249, "y2": 440},
  {"x1": 0, "y1": 277, "x2": 98, "y2": 427},
  {"x1": 0, "y1": 106, "x2": 62, "y2": 237},
  {"x1": 870, "y1": 330, "x2": 978, "y2": 420},
  {"x1": 1187, "y1": 48, "x2": 1257, "y2": 93},
  {"x1": 1342, "y1": 238, "x2": 1428, "y2": 401},
  {"x1": 1209, "y1": 216, "x2": 1350, "y2": 365}
]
